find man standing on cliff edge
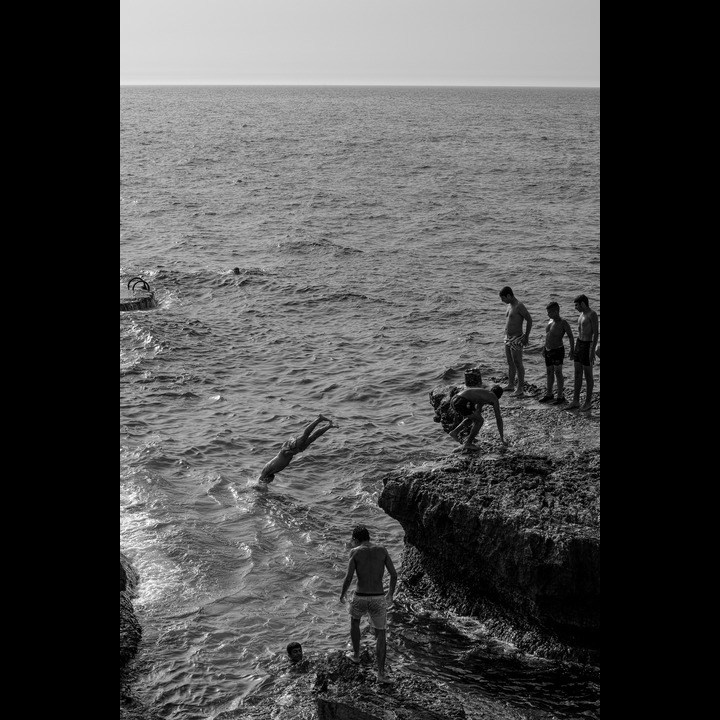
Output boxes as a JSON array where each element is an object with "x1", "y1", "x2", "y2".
[
  {"x1": 567, "y1": 294, "x2": 599, "y2": 411},
  {"x1": 499, "y1": 285, "x2": 533, "y2": 397}
]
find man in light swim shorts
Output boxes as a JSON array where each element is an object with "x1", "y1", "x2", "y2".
[
  {"x1": 340, "y1": 525, "x2": 398, "y2": 684},
  {"x1": 499, "y1": 286, "x2": 533, "y2": 397}
]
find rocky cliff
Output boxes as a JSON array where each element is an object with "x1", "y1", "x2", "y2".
[{"x1": 378, "y1": 383, "x2": 600, "y2": 664}]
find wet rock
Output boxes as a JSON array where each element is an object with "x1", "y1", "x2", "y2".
[
  {"x1": 119, "y1": 553, "x2": 169, "y2": 720},
  {"x1": 225, "y1": 649, "x2": 531, "y2": 720},
  {"x1": 120, "y1": 551, "x2": 141, "y2": 667}
]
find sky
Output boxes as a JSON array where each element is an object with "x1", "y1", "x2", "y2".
[{"x1": 120, "y1": 0, "x2": 599, "y2": 87}]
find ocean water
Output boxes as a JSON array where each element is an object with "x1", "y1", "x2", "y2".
[{"x1": 120, "y1": 85, "x2": 600, "y2": 720}]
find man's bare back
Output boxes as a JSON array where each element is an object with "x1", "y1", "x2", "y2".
[
  {"x1": 455, "y1": 386, "x2": 499, "y2": 410},
  {"x1": 350, "y1": 543, "x2": 393, "y2": 594}
]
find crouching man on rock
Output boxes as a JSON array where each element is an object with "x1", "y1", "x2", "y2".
[
  {"x1": 339, "y1": 525, "x2": 398, "y2": 684},
  {"x1": 449, "y1": 385, "x2": 508, "y2": 450}
]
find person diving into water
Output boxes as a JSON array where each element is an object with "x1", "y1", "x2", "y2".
[{"x1": 258, "y1": 414, "x2": 338, "y2": 483}]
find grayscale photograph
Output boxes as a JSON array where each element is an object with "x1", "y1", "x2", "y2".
[{"x1": 120, "y1": 3, "x2": 600, "y2": 718}]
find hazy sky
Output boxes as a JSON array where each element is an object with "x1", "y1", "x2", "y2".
[{"x1": 120, "y1": 0, "x2": 599, "y2": 87}]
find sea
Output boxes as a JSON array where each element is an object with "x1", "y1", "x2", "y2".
[{"x1": 120, "y1": 85, "x2": 600, "y2": 720}]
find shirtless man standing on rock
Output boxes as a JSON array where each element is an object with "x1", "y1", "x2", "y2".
[
  {"x1": 499, "y1": 286, "x2": 533, "y2": 397},
  {"x1": 340, "y1": 525, "x2": 398, "y2": 684},
  {"x1": 539, "y1": 301, "x2": 575, "y2": 405},
  {"x1": 568, "y1": 294, "x2": 599, "y2": 411}
]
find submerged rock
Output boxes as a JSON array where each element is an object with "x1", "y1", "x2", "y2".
[{"x1": 225, "y1": 649, "x2": 531, "y2": 720}]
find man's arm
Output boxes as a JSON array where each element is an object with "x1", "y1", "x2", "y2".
[
  {"x1": 590, "y1": 312, "x2": 599, "y2": 358},
  {"x1": 563, "y1": 320, "x2": 575, "y2": 355},
  {"x1": 492, "y1": 401, "x2": 506, "y2": 444},
  {"x1": 521, "y1": 305, "x2": 533, "y2": 344},
  {"x1": 339, "y1": 554, "x2": 356, "y2": 602},
  {"x1": 260, "y1": 452, "x2": 289, "y2": 478},
  {"x1": 384, "y1": 551, "x2": 398, "y2": 602}
]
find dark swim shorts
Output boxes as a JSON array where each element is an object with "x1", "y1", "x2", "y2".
[
  {"x1": 573, "y1": 340, "x2": 592, "y2": 366},
  {"x1": 452, "y1": 395, "x2": 476, "y2": 417},
  {"x1": 543, "y1": 346, "x2": 565, "y2": 367}
]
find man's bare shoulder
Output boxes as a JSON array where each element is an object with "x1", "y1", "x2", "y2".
[{"x1": 354, "y1": 543, "x2": 387, "y2": 556}]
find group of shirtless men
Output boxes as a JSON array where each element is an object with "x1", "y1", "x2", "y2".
[
  {"x1": 259, "y1": 285, "x2": 598, "y2": 682},
  {"x1": 451, "y1": 285, "x2": 599, "y2": 450}
]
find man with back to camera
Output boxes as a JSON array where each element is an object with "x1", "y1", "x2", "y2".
[
  {"x1": 498, "y1": 286, "x2": 533, "y2": 397},
  {"x1": 339, "y1": 525, "x2": 398, "y2": 684}
]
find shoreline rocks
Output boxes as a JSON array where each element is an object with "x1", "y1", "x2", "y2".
[
  {"x1": 226, "y1": 649, "x2": 532, "y2": 720},
  {"x1": 120, "y1": 552, "x2": 141, "y2": 667},
  {"x1": 121, "y1": 551, "x2": 165, "y2": 720},
  {"x1": 377, "y1": 382, "x2": 600, "y2": 664}
]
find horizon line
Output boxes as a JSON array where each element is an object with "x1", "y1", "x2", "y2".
[{"x1": 120, "y1": 82, "x2": 599, "y2": 89}]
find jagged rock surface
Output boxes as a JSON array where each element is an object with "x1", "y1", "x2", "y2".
[
  {"x1": 120, "y1": 551, "x2": 164, "y2": 720},
  {"x1": 378, "y1": 384, "x2": 600, "y2": 664},
  {"x1": 120, "y1": 551, "x2": 141, "y2": 667}
]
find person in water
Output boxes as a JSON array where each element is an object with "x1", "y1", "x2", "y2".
[
  {"x1": 499, "y1": 286, "x2": 533, "y2": 397},
  {"x1": 449, "y1": 385, "x2": 508, "y2": 450},
  {"x1": 538, "y1": 301, "x2": 575, "y2": 405},
  {"x1": 286, "y1": 641, "x2": 303, "y2": 663},
  {"x1": 567, "y1": 294, "x2": 599, "y2": 411},
  {"x1": 258, "y1": 415, "x2": 338, "y2": 482},
  {"x1": 340, "y1": 525, "x2": 398, "y2": 684}
]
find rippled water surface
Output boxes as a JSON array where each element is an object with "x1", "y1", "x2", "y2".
[{"x1": 121, "y1": 85, "x2": 600, "y2": 720}]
